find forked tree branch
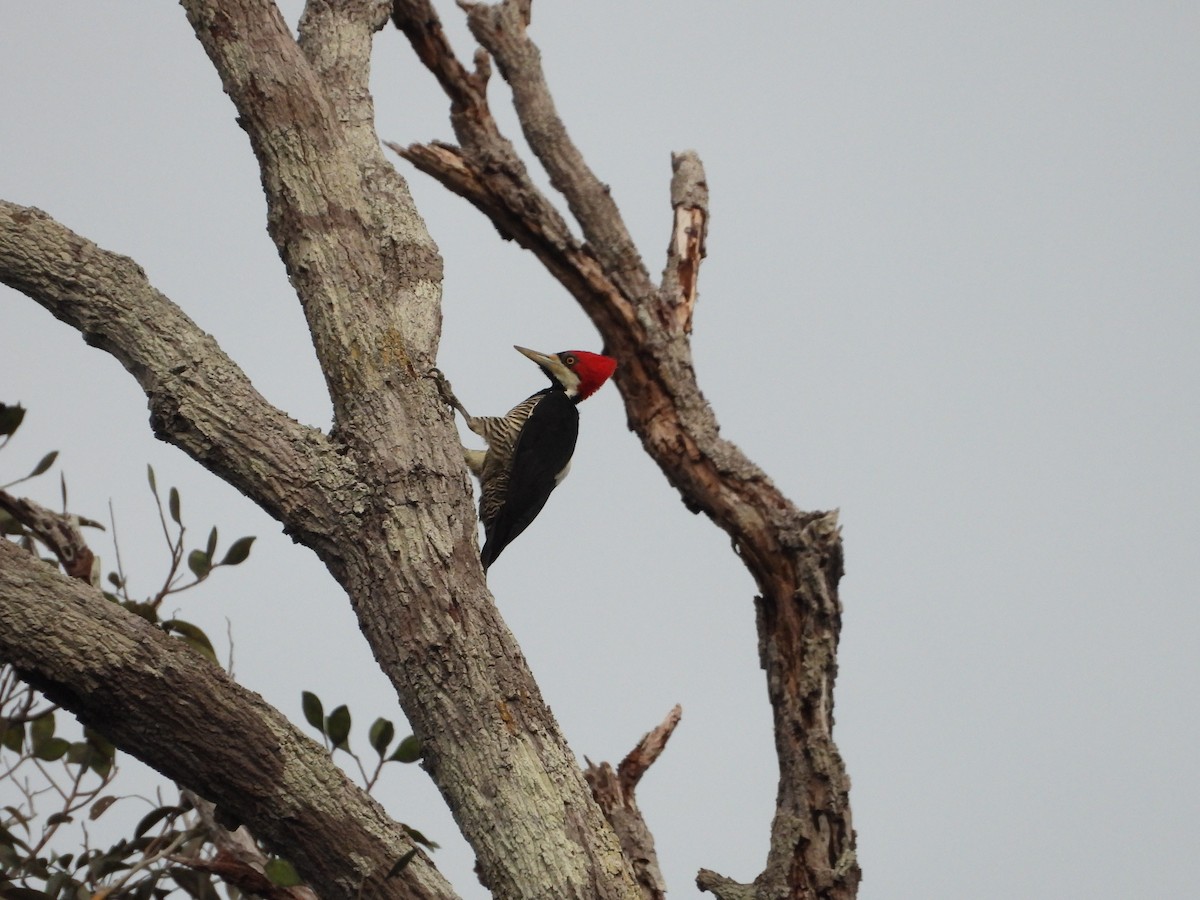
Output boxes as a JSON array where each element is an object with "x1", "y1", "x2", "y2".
[
  {"x1": 0, "y1": 202, "x2": 346, "y2": 560},
  {"x1": 4, "y1": 0, "x2": 858, "y2": 896},
  {"x1": 390, "y1": 2, "x2": 859, "y2": 896},
  {"x1": 460, "y1": 0, "x2": 651, "y2": 292},
  {"x1": 0, "y1": 489, "x2": 96, "y2": 583},
  {"x1": 584, "y1": 705, "x2": 683, "y2": 900},
  {"x1": 3, "y1": 1, "x2": 647, "y2": 898}
]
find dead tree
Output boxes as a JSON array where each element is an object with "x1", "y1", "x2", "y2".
[{"x1": 0, "y1": 1, "x2": 857, "y2": 897}]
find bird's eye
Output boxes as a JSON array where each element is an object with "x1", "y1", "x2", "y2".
[{"x1": 563, "y1": 354, "x2": 576, "y2": 366}]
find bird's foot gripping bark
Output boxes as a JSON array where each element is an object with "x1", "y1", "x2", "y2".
[{"x1": 425, "y1": 367, "x2": 470, "y2": 420}]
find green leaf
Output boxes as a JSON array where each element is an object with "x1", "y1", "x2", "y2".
[
  {"x1": 28, "y1": 450, "x2": 58, "y2": 479},
  {"x1": 386, "y1": 848, "x2": 418, "y2": 879},
  {"x1": 220, "y1": 536, "x2": 255, "y2": 566},
  {"x1": 0, "y1": 721, "x2": 24, "y2": 753},
  {"x1": 264, "y1": 858, "x2": 302, "y2": 887},
  {"x1": 168, "y1": 487, "x2": 181, "y2": 524},
  {"x1": 325, "y1": 705, "x2": 351, "y2": 750},
  {"x1": 123, "y1": 600, "x2": 158, "y2": 622},
  {"x1": 43, "y1": 871, "x2": 72, "y2": 900},
  {"x1": 84, "y1": 727, "x2": 116, "y2": 760},
  {"x1": 89, "y1": 852, "x2": 130, "y2": 879},
  {"x1": 29, "y1": 712, "x2": 54, "y2": 750},
  {"x1": 0, "y1": 403, "x2": 25, "y2": 437},
  {"x1": 390, "y1": 735, "x2": 421, "y2": 763},
  {"x1": 369, "y1": 718, "x2": 395, "y2": 757},
  {"x1": 33, "y1": 737, "x2": 70, "y2": 762},
  {"x1": 89, "y1": 795, "x2": 118, "y2": 820},
  {"x1": 168, "y1": 864, "x2": 217, "y2": 899},
  {"x1": 3, "y1": 804, "x2": 31, "y2": 830},
  {"x1": 301, "y1": 691, "x2": 325, "y2": 733},
  {"x1": 0, "y1": 509, "x2": 24, "y2": 536},
  {"x1": 205, "y1": 526, "x2": 218, "y2": 560},
  {"x1": 162, "y1": 619, "x2": 218, "y2": 665},
  {"x1": 0, "y1": 821, "x2": 32, "y2": 851},
  {"x1": 403, "y1": 825, "x2": 439, "y2": 850},
  {"x1": 0, "y1": 843, "x2": 22, "y2": 873},
  {"x1": 85, "y1": 729, "x2": 116, "y2": 777},
  {"x1": 133, "y1": 805, "x2": 179, "y2": 839},
  {"x1": 147, "y1": 463, "x2": 158, "y2": 496},
  {"x1": 187, "y1": 549, "x2": 211, "y2": 580}
]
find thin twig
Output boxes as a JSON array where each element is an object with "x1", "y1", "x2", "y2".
[{"x1": 108, "y1": 498, "x2": 131, "y2": 602}]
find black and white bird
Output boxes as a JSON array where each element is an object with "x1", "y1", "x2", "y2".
[{"x1": 432, "y1": 345, "x2": 617, "y2": 569}]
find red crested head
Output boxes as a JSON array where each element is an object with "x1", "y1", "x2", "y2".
[
  {"x1": 557, "y1": 350, "x2": 617, "y2": 401},
  {"x1": 514, "y1": 345, "x2": 617, "y2": 402}
]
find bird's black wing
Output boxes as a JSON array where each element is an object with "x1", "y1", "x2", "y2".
[{"x1": 481, "y1": 391, "x2": 579, "y2": 569}]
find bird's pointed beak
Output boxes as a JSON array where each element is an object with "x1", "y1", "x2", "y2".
[
  {"x1": 514, "y1": 345, "x2": 578, "y2": 394},
  {"x1": 513, "y1": 345, "x2": 557, "y2": 367}
]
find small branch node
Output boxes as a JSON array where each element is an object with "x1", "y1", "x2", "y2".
[
  {"x1": 472, "y1": 47, "x2": 492, "y2": 84},
  {"x1": 0, "y1": 490, "x2": 97, "y2": 584},
  {"x1": 696, "y1": 869, "x2": 755, "y2": 900}
]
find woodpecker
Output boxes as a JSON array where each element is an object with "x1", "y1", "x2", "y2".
[{"x1": 432, "y1": 345, "x2": 617, "y2": 569}]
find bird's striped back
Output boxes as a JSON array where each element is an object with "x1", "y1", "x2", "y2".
[{"x1": 475, "y1": 392, "x2": 545, "y2": 526}]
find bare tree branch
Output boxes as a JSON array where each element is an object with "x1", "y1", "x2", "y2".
[
  {"x1": 0, "y1": 489, "x2": 96, "y2": 583},
  {"x1": 616, "y1": 703, "x2": 682, "y2": 792},
  {"x1": 0, "y1": 539, "x2": 456, "y2": 900},
  {"x1": 392, "y1": 4, "x2": 859, "y2": 896},
  {"x1": 696, "y1": 869, "x2": 757, "y2": 900},
  {"x1": 0, "y1": 202, "x2": 345, "y2": 557},
  {"x1": 460, "y1": 0, "x2": 650, "y2": 287},
  {"x1": 585, "y1": 705, "x2": 682, "y2": 900},
  {"x1": 181, "y1": 0, "x2": 442, "y2": 402},
  {"x1": 660, "y1": 152, "x2": 708, "y2": 335},
  {"x1": 389, "y1": 0, "x2": 638, "y2": 342}
]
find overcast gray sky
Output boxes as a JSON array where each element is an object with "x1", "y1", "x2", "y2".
[{"x1": 3, "y1": 3, "x2": 1199, "y2": 898}]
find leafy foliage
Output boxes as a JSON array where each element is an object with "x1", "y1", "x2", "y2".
[
  {"x1": 300, "y1": 690, "x2": 422, "y2": 791},
  {"x1": 2, "y1": 406, "x2": 432, "y2": 897},
  {"x1": 0, "y1": 410, "x2": 248, "y2": 899},
  {"x1": 0, "y1": 684, "x2": 207, "y2": 900}
]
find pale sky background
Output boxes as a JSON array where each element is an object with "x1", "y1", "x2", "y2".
[{"x1": 3, "y1": 3, "x2": 1199, "y2": 898}]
